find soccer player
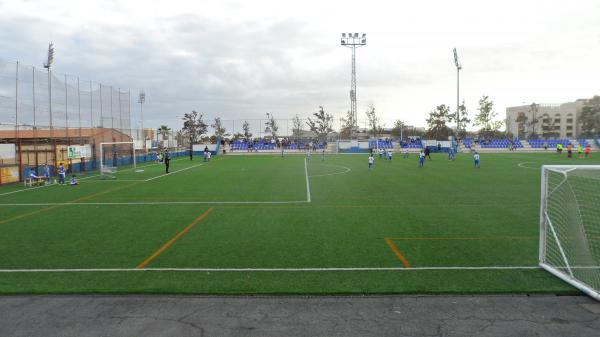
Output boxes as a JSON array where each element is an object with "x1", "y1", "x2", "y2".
[
  {"x1": 281, "y1": 146, "x2": 284, "y2": 158},
  {"x1": 567, "y1": 144, "x2": 572, "y2": 158},
  {"x1": 43, "y1": 164, "x2": 51, "y2": 184},
  {"x1": 321, "y1": 147, "x2": 325, "y2": 161},
  {"x1": 578, "y1": 145, "x2": 584, "y2": 158},
  {"x1": 447, "y1": 147, "x2": 453, "y2": 160},
  {"x1": 69, "y1": 175, "x2": 79, "y2": 185},
  {"x1": 424, "y1": 147, "x2": 432, "y2": 160},
  {"x1": 306, "y1": 148, "x2": 311, "y2": 161},
  {"x1": 585, "y1": 144, "x2": 591, "y2": 158},
  {"x1": 378, "y1": 148, "x2": 383, "y2": 159},
  {"x1": 387, "y1": 149, "x2": 393, "y2": 161},
  {"x1": 403, "y1": 148, "x2": 409, "y2": 159},
  {"x1": 368, "y1": 154, "x2": 374, "y2": 169},
  {"x1": 207, "y1": 151, "x2": 211, "y2": 162},
  {"x1": 164, "y1": 149, "x2": 170, "y2": 173},
  {"x1": 473, "y1": 151, "x2": 480, "y2": 168},
  {"x1": 58, "y1": 163, "x2": 66, "y2": 184},
  {"x1": 419, "y1": 150, "x2": 425, "y2": 168}
]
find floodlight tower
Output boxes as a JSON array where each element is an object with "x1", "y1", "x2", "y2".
[
  {"x1": 138, "y1": 90, "x2": 146, "y2": 150},
  {"x1": 341, "y1": 33, "x2": 366, "y2": 136},
  {"x1": 43, "y1": 42, "x2": 55, "y2": 133},
  {"x1": 453, "y1": 48, "x2": 462, "y2": 133}
]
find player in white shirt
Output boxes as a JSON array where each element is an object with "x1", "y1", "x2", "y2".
[
  {"x1": 207, "y1": 151, "x2": 211, "y2": 162},
  {"x1": 473, "y1": 151, "x2": 480, "y2": 168},
  {"x1": 419, "y1": 150, "x2": 425, "y2": 168},
  {"x1": 378, "y1": 148, "x2": 383, "y2": 159},
  {"x1": 368, "y1": 154, "x2": 374, "y2": 169}
]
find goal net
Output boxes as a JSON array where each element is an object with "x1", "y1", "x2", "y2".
[
  {"x1": 99, "y1": 142, "x2": 136, "y2": 178},
  {"x1": 540, "y1": 165, "x2": 600, "y2": 300}
]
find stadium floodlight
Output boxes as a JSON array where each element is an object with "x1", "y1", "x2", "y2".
[
  {"x1": 340, "y1": 32, "x2": 367, "y2": 139},
  {"x1": 453, "y1": 48, "x2": 462, "y2": 135},
  {"x1": 540, "y1": 165, "x2": 600, "y2": 301},
  {"x1": 43, "y1": 42, "x2": 55, "y2": 143},
  {"x1": 138, "y1": 90, "x2": 146, "y2": 150}
]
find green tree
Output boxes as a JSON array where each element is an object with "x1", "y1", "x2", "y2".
[
  {"x1": 292, "y1": 114, "x2": 304, "y2": 140},
  {"x1": 451, "y1": 100, "x2": 471, "y2": 138},
  {"x1": 306, "y1": 106, "x2": 334, "y2": 143},
  {"x1": 365, "y1": 103, "x2": 382, "y2": 138},
  {"x1": 339, "y1": 110, "x2": 354, "y2": 139},
  {"x1": 181, "y1": 111, "x2": 207, "y2": 145},
  {"x1": 265, "y1": 113, "x2": 279, "y2": 139},
  {"x1": 527, "y1": 103, "x2": 540, "y2": 139},
  {"x1": 474, "y1": 96, "x2": 503, "y2": 137},
  {"x1": 391, "y1": 119, "x2": 404, "y2": 138},
  {"x1": 211, "y1": 117, "x2": 228, "y2": 138},
  {"x1": 425, "y1": 104, "x2": 452, "y2": 139},
  {"x1": 580, "y1": 96, "x2": 600, "y2": 136},
  {"x1": 242, "y1": 120, "x2": 252, "y2": 141},
  {"x1": 515, "y1": 112, "x2": 529, "y2": 139}
]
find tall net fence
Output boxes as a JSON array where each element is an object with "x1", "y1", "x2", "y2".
[
  {"x1": 0, "y1": 59, "x2": 133, "y2": 183},
  {"x1": 541, "y1": 165, "x2": 600, "y2": 300},
  {"x1": 0, "y1": 60, "x2": 131, "y2": 135}
]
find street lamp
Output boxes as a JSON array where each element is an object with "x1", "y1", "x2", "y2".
[
  {"x1": 453, "y1": 48, "x2": 462, "y2": 134},
  {"x1": 43, "y1": 42, "x2": 55, "y2": 134},
  {"x1": 138, "y1": 90, "x2": 146, "y2": 150},
  {"x1": 341, "y1": 32, "x2": 366, "y2": 139}
]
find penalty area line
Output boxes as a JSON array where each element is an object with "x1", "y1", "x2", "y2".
[
  {"x1": 0, "y1": 266, "x2": 543, "y2": 273},
  {"x1": 145, "y1": 163, "x2": 206, "y2": 181}
]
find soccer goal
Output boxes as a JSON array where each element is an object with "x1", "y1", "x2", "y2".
[
  {"x1": 539, "y1": 165, "x2": 600, "y2": 300},
  {"x1": 99, "y1": 142, "x2": 136, "y2": 178}
]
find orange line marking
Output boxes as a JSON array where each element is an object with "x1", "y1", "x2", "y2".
[
  {"x1": 136, "y1": 207, "x2": 214, "y2": 269},
  {"x1": 384, "y1": 237, "x2": 411, "y2": 268},
  {"x1": 387, "y1": 236, "x2": 537, "y2": 241},
  {"x1": 0, "y1": 182, "x2": 142, "y2": 225}
]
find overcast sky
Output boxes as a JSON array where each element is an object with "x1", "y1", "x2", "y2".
[{"x1": 1, "y1": 0, "x2": 599, "y2": 132}]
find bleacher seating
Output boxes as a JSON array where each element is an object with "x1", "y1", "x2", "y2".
[
  {"x1": 401, "y1": 139, "x2": 423, "y2": 149},
  {"x1": 463, "y1": 138, "x2": 472, "y2": 149},
  {"x1": 369, "y1": 139, "x2": 393, "y2": 149},
  {"x1": 479, "y1": 139, "x2": 523, "y2": 149},
  {"x1": 528, "y1": 139, "x2": 571, "y2": 149},
  {"x1": 578, "y1": 139, "x2": 589, "y2": 147}
]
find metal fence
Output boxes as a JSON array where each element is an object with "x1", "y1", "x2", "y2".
[{"x1": 0, "y1": 59, "x2": 131, "y2": 137}]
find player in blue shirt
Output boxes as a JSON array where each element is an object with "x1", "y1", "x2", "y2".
[
  {"x1": 58, "y1": 163, "x2": 66, "y2": 184},
  {"x1": 419, "y1": 150, "x2": 425, "y2": 168},
  {"x1": 69, "y1": 175, "x2": 79, "y2": 185},
  {"x1": 473, "y1": 151, "x2": 480, "y2": 168},
  {"x1": 43, "y1": 164, "x2": 51, "y2": 183}
]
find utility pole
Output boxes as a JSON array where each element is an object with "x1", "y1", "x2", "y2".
[{"x1": 341, "y1": 33, "x2": 366, "y2": 139}]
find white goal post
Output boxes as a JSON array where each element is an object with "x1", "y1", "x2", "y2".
[
  {"x1": 99, "y1": 142, "x2": 136, "y2": 177},
  {"x1": 539, "y1": 165, "x2": 600, "y2": 301}
]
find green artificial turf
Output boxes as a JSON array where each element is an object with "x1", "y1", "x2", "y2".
[{"x1": 0, "y1": 151, "x2": 598, "y2": 294}]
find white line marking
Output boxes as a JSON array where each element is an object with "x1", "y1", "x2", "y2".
[
  {"x1": 0, "y1": 266, "x2": 543, "y2": 273},
  {"x1": 0, "y1": 200, "x2": 310, "y2": 206},
  {"x1": 517, "y1": 162, "x2": 538, "y2": 170},
  {"x1": 0, "y1": 174, "x2": 100, "y2": 197},
  {"x1": 304, "y1": 157, "x2": 311, "y2": 202},
  {"x1": 309, "y1": 164, "x2": 351, "y2": 178},
  {"x1": 145, "y1": 163, "x2": 205, "y2": 181}
]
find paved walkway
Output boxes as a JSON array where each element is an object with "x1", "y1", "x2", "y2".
[{"x1": 0, "y1": 295, "x2": 599, "y2": 336}]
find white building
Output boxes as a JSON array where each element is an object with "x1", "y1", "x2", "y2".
[{"x1": 506, "y1": 99, "x2": 587, "y2": 139}]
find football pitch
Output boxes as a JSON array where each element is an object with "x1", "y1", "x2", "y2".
[{"x1": 0, "y1": 152, "x2": 598, "y2": 294}]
